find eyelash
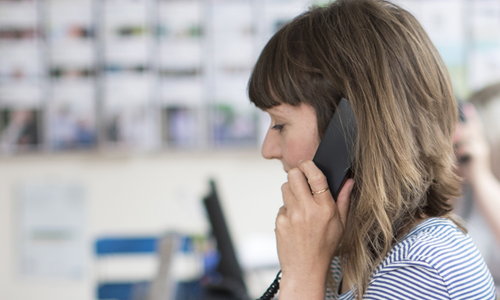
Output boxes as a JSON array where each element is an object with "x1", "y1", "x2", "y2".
[{"x1": 272, "y1": 124, "x2": 284, "y2": 132}]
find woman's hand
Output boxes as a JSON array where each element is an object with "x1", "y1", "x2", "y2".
[{"x1": 276, "y1": 160, "x2": 354, "y2": 300}]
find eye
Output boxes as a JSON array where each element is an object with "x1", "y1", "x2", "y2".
[{"x1": 272, "y1": 124, "x2": 284, "y2": 132}]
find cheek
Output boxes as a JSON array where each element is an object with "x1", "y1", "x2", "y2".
[{"x1": 284, "y1": 136, "x2": 319, "y2": 167}]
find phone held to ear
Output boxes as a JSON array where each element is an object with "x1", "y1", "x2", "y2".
[
  {"x1": 256, "y1": 98, "x2": 357, "y2": 300},
  {"x1": 312, "y1": 98, "x2": 357, "y2": 202}
]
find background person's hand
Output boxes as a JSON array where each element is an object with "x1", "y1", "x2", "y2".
[
  {"x1": 454, "y1": 103, "x2": 492, "y2": 186},
  {"x1": 275, "y1": 160, "x2": 354, "y2": 300},
  {"x1": 454, "y1": 103, "x2": 500, "y2": 247}
]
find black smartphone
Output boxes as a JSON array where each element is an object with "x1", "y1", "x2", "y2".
[
  {"x1": 313, "y1": 98, "x2": 357, "y2": 202},
  {"x1": 256, "y1": 98, "x2": 357, "y2": 300}
]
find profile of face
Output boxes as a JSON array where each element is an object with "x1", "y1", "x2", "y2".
[{"x1": 261, "y1": 102, "x2": 320, "y2": 172}]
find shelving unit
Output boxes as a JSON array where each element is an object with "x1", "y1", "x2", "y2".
[
  {"x1": 1, "y1": 0, "x2": 500, "y2": 154},
  {"x1": 0, "y1": 0, "x2": 315, "y2": 154}
]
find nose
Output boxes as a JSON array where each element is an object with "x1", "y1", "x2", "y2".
[{"x1": 261, "y1": 129, "x2": 281, "y2": 160}]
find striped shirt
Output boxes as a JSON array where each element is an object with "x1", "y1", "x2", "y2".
[{"x1": 326, "y1": 217, "x2": 497, "y2": 300}]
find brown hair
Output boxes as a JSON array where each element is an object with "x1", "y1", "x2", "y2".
[{"x1": 249, "y1": 0, "x2": 462, "y2": 298}]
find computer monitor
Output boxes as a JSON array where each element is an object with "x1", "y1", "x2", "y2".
[{"x1": 202, "y1": 179, "x2": 249, "y2": 300}]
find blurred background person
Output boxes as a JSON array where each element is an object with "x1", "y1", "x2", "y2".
[{"x1": 454, "y1": 82, "x2": 500, "y2": 286}]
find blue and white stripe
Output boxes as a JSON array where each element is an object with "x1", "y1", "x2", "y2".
[{"x1": 326, "y1": 217, "x2": 497, "y2": 300}]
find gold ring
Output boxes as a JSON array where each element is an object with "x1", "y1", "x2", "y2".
[{"x1": 311, "y1": 187, "x2": 329, "y2": 195}]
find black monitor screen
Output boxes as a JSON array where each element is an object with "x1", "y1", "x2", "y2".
[{"x1": 202, "y1": 179, "x2": 248, "y2": 300}]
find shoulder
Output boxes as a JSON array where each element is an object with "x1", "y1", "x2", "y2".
[
  {"x1": 368, "y1": 217, "x2": 496, "y2": 300},
  {"x1": 380, "y1": 217, "x2": 471, "y2": 269}
]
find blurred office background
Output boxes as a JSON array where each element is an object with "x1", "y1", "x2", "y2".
[{"x1": 0, "y1": 0, "x2": 499, "y2": 299}]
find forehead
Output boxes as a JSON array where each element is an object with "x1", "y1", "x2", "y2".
[
  {"x1": 266, "y1": 104, "x2": 289, "y2": 115},
  {"x1": 266, "y1": 103, "x2": 304, "y2": 116}
]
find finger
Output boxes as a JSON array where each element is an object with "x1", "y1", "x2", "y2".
[
  {"x1": 455, "y1": 146, "x2": 471, "y2": 164},
  {"x1": 463, "y1": 103, "x2": 478, "y2": 120},
  {"x1": 453, "y1": 124, "x2": 464, "y2": 144},
  {"x1": 336, "y1": 178, "x2": 354, "y2": 226},
  {"x1": 454, "y1": 139, "x2": 468, "y2": 152},
  {"x1": 455, "y1": 121, "x2": 477, "y2": 145},
  {"x1": 287, "y1": 167, "x2": 312, "y2": 205},
  {"x1": 281, "y1": 182, "x2": 296, "y2": 209},
  {"x1": 454, "y1": 137, "x2": 476, "y2": 158},
  {"x1": 463, "y1": 104, "x2": 485, "y2": 132},
  {"x1": 297, "y1": 160, "x2": 331, "y2": 202}
]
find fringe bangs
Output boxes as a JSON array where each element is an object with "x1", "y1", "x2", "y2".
[{"x1": 248, "y1": 24, "x2": 303, "y2": 110}]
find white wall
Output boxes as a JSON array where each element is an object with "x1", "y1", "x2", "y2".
[{"x1": 0, "y1": 150, "x2": 286, "y2": 300}]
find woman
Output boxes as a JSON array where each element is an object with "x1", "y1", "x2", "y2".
[
  {"x1": 248, "y1": 0, "x2": 496, "y2": 299},
  {"x1": 454, "y1": 83, "x2": 500, "y2": 286}
]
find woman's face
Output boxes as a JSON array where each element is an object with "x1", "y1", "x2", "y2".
[{"x1": 262, "y1": 103, "x2": 320, "y2": 172}]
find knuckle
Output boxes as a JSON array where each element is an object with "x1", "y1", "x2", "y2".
[
  {"x1": 278, "y1": 205, "x2": 288, "y2": 215},
  {"x1": 309, "y1": 173, "x2": 327, "y2": 186},
  {"x1": 281, "y1": 182, "x2": 289, "y2": 193},
  {"x1": 298, "y1": 160, "x2": 311, "y2": 169},
  {"x1": 290, "y1": 212, "x2": 303, "y2": 224},
  {"x1": 324, "y1": 205, "x2": 336, "y2": 219},
  {"x1": 276, "y1": 212, "x2": 287, "y2": 227},
  {"x1": 287, "y1": 168, "x2": 302, "y2": 179}
]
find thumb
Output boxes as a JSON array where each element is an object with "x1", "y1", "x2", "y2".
[{"x1": 337, "y1": 178, "x2": 354, "y2": 227}]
